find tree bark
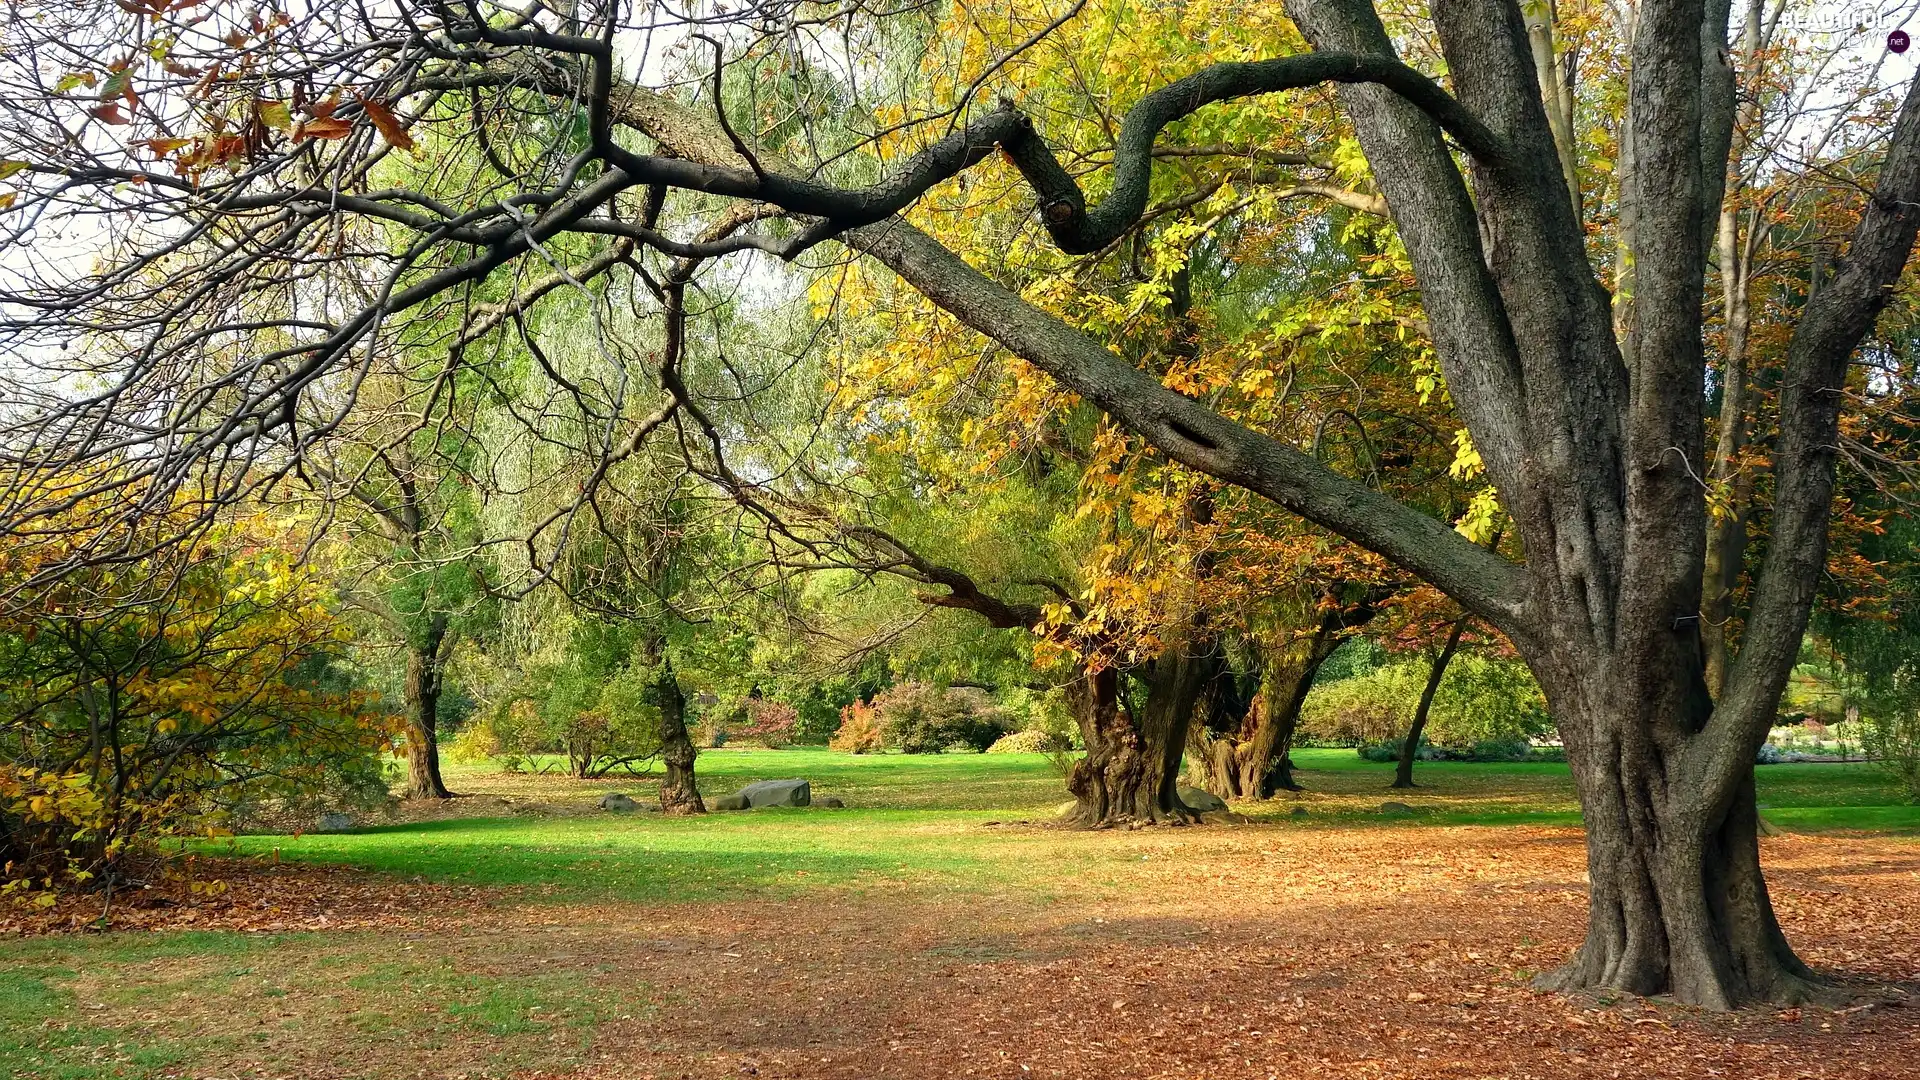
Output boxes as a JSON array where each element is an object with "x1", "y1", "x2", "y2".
[
  {"x1": 1539, "y1": 737, "x2": 1823, "y2": 1007},
  {"x1": 1064, "y1": 666, "x2": 1197, "y2": 826},
  {"x1": 402, "y1": 615, "x2": 452, "y2": 800},
  {"x1": 653, "y1": 649, "x2": 704, "y2": 815},
  {"x1": 1190, "y1": 606, "x2": 1355, "y2": 797},
  {"x1": 1392, "y1": 617, "x2": 1467, "y2": 788}
]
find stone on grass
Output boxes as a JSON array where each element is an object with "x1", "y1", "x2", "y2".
[
  {"x1": 816, "y1": 796, "x2": 845, "y2": 808},
  {"x1": 1178, "y1": 787, "x2": 1228, "y2": 813},
  {"x1": 1290, "y1": 805, "x2": 1309, "y2": 818},
  {"x1": 738, "y1": 778, "x2": 811, "y2": 808},
  {"x1": 1379, "y1": 801, "x2": 1416, "y2": 816},
  {"x1": 709, "y1": 792, "x2": 752, "y2": 811},
  {"x1": 317, "y1": 811, "x2": 355, "y2": 832},
  {"x1": 599, "y1": 793, "x2": 641, "y2": 812}
]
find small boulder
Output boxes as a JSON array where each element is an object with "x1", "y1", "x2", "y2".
[
  {"x1": 738, "y1": 779, "x2": 811, "y2": 808},
  {"x1": 599, "y1": 793, "x2": 641, "y2": 812},
  {"x1": 1289, "y1": 805, "x2": 1309, "y2": 818},
  {"x1": 709, "y1": 792, "x2": 752, "y2": 811},
  {"x1": 1178, "y1": 787, "x2": 1228, "y2": 814},
  {"x1": 1379, "y1": 801, "x2": 1416, "y2": 816},
  {"x1": 317, "y1": 811, "x2": 354, "y2": 833},
  {"x1": 816, "y1": 796, "x2": 845, "y2": 808}
]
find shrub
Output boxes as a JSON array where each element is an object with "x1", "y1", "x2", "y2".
[
  {"x1": 1356, "y1": 741, "x2": 1400, "y2": 763},
  {"x1": 1863, "y1": 709, "x2": 1920, "y2": 802},
  {"x1": 446, "y1": 713, "x2": 502, "y2": 764},
  {"x1": 829, "y1": 701, "x2": 884, "y2": 754},
  {"x1": 1301, "y1": 655, "x2": 1551, "y2": 750},
  {"x1": 1301, "y1": 664, "x2": 1423, "y2": 746},
  {"x1": 987, "y1": 729, "x2": 1071, "y2": 753},
  {"x1": 871, "y1": 682, "x2": 1011, "y2": 754},
  {"x1": 1468, "y1": 736, "x2": 1533, "y2": 762},
  {"x1": 736, "y1": 699, "x2": 799, "y2": 749}
]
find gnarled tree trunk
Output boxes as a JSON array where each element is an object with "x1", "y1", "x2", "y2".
[
  {"x1": 402, "y1": 615, "x2": 452, "y2": 800},
  {"x1": 1190, "y1": 597, "x2": 1375, "y2": 797},
  {"x1": 1541, "y1": 712, "x2": 1820, "y2": 1007},
  {"x1": 651, "y1": 649, "x2": 704, "y2": 814},
  {"x1": 1064, "y1": 665, "x2": 1198, "y2": 826}
]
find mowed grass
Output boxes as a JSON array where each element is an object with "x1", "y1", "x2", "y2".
[
  {"x1": 194, "y1": 748, "x2": 1920, "y2": 904},
  {"x1": 1, "y1": 931, "x2": 641, "y2": 1080},
  {"x1": 3, "y1": 747, "x2": 1915, "y2": 1079}
]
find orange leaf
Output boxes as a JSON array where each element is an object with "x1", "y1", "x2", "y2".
[
  {"x1": 358, "y1": 98, "x2": 413, "y2": 151},
  {"x1": 292, "y1": 117, "x2": 352, "y2": 141},
  {"x1": 90, "y1": 103, "x2": 127, "y2": 125},
  {"x1": 143, "y1": 137, "x2": 191, "y2": 156}
]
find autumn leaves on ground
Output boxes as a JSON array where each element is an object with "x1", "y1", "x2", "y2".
[{"x1": 3, "y1": 750, "x2": 1917, "y2": 1080}]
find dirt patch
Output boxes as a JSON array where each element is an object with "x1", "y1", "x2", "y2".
[
  {"x1": 531, "y1": 828, "x2": 1920, "y2": 1080},
  {"x1": 0, "y1": 856, "x2": 485, "y2": 936}
]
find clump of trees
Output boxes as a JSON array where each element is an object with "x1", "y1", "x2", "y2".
[{"x1": 0, "y1": 505, "x2": 390, "y2": 899}]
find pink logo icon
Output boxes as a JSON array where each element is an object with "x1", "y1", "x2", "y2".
[{"x1": 1893, "y1": 29, "x2": 1912, "y2": 53}]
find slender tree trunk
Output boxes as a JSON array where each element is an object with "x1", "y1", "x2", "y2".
[
  {"x1": 403, "y1": 616, "x2": 452, "y2": 800},
  {"x1": 652, "y1": 649, "x2": 704, "y2": 814},
  {"x1": 1064, "y1": 665, "x2": 1197, "y2": 826},
  {"x1": 1702, "y1": 206, "x2": 1760, "y2": 697},
  {"x1": 1392, "y1": 617, "x2": 1467, "y2": 788}
]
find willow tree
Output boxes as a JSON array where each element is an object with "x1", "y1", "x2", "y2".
[{"x1": 3, "y1": 0, "x2": 1917, "y2": 1008}]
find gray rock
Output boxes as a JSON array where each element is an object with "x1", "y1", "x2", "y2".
[
  {"x1": 1379, "y1": 801, "x2": 1416, "y2": 816},
  {"x1": 317, "y1": 811, "x2": 355, "y2": 833},
  {"x1": 738, "y1": 778, "x2": 811, "y2": 808},
  {"x1": 598, "y1": 793, "x2": 641, "y2": 812},
  {"x1": 816, "y1": 796, "x2": 845, "y2": 808},
  {"x1": 1290, "y1": 806, "x2": 1309, "y2": 818},
  {"x1": 709, "y1": 792, "x2": 752, "y2": 811},
  {"x1": 1177, "y1": 786, "x2": 1228, "y2": 813}
]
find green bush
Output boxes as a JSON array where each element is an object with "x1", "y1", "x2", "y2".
[
  {"x1": 871, "y1": 682, "x2": 1012, "y2": 754},
  {"x1": 1863, "y1": 709, "x2": 1920, "y2": 802},
  {"x1": 1301, "y1": 654, "x2": 1551, "y2": 749}
]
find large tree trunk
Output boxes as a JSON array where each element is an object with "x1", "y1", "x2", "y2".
[
  {"x1": 402, "y1": 616, "x2": 452, "y2": 800},
  {"x1": 1392, "y1": 617, "x2": 1467, "y2": 788},
  {"x1": 652, "y1": 649, "x2": 704, "y2": 815},
  {"x1": 1064, "y1": 666, "x2": 1198, "y2": 826},
  {"x1": 1540, "y1": 735, "x2": 1822, "y2": 1007}
]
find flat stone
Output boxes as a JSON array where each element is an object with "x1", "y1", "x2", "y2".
[
  {"x1": 1290, "y1": 806, "x2": 1309, "y2": 817},
  {"x1": 709, "y1": 792, "x2": 751, "y2": 811},
  {"x1": 1178, "y1": 786, "x2": 1228, "y2": 813},
  {"x1": 598, "y1": 793, "x2": 641, "y2": 812},
  {"x1": 816, "y1": 796, "x2": 845, "y2": 808},
  {"x1": 737, "y1": 779, "x2": 811, "y2": 808},
  {"x1": 316, "y1": 811, "x2": 355, "y2": 833},
  {"x1": 1379, "y1": 801, "x2": 1416, "y2": 816}
]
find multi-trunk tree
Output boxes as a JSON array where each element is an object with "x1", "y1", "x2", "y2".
[{"x1": 5, "y1": 0, "x2": 1919, "y2": 1009}]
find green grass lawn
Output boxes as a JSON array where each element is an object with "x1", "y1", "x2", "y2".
[
  {"x1": 3, "y1": 747, "x2": 1915, "y2": 1079},
  {"x1": 170, "y1": 747, "x2": 1919, "y2": 905}
]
